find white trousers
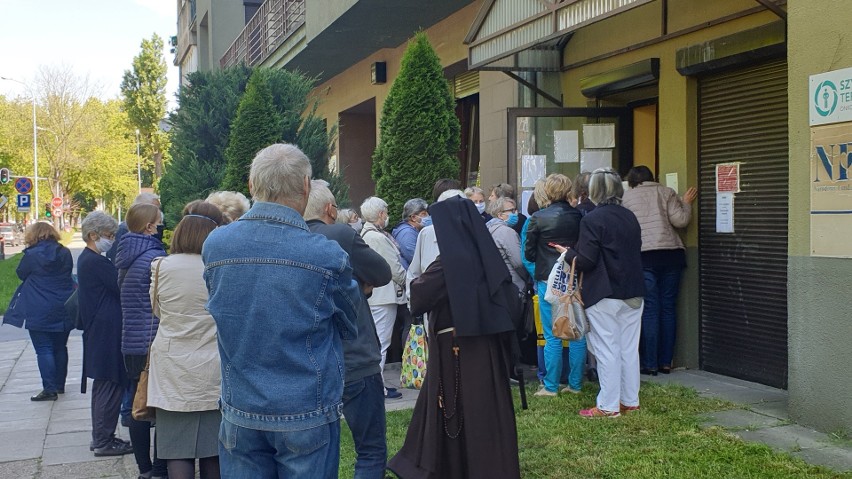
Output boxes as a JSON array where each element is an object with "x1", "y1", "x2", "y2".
[
  {"x1": 586, "y1": 298, "x2": 643, "y2": 413},
  {"x1": 370, "y1": 304, "x2": 397, "y2": 375}
]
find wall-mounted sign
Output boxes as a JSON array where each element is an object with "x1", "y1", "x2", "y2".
[
  {"x1": 810, "y1": 122, "x2": 852, "y2": 257},
  {"x1": 809, "y1": 66, "x2": 852, "y2": 126},
  {"x1": 716, "y1": 163, "x2": 740, "y2": 193}
]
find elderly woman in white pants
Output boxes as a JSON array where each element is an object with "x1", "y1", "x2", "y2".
[
  {"x1": 360, "y1": 196, "x2": 407, "y2": 399},
  {"x1": 556, "y1": 168, "x2": 647, "y2": 417}
]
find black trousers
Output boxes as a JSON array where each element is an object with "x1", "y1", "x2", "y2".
[
  {"x1": 125, "y1": 354, "x2": 167, "y2": 476},
  {"x1": 91, "y1": 379, "x2": 122, "y2": 449}
]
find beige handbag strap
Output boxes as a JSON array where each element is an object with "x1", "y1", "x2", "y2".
[
  {"x1": 567, "y1": 257, "x2": 582, "y2": 293},
  {"x1": 148, "y1": 258, "x2": 164, "y2": 343}
]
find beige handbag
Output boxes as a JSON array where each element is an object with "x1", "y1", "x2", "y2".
[{"x1": 131, "y1": 259, "x2": 162, "y2": 422}]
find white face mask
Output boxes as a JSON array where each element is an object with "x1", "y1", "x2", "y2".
[
  {"x1": 476, "y1": 202, "x2": 486, "y2": 214},
  {"x1": 350, "y1": 219, "x2": 363, "y2": 233},
  {"x1": 383, "y1": 215, "x2": 390, "y2": 228},
  {"x1": 95, "y1": 237, "x2": 114, "y2": 253}
]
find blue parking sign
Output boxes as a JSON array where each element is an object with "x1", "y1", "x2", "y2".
[{"x1": 17, "y1": 194, "x2": 31, "y2": 210}]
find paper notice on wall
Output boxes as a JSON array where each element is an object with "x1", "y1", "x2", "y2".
[
  {"x1": 521, "y1": 155, "x2": 546, "y2": 187},
  {"x1": 521, "y1": 190, "x2": 533, "y2": 217},
  {"x1": 580, "y1": 149, "x2": 612, "y2": 173},
  {"x1": 583, "y1": 124, "x2": 615, "y2": 148},
  {"x1": 716, "y1": 192, "x2": 734, "y2": 233},
  {"x1": 716, "y1": 163, "x2": 740, "y2": 193},
  {"x1": 665, "y1": 172, "x2": 679, "y2": 194},
  {"x1": 554, "y1": 130, "x2": 579, "y2": 163}
]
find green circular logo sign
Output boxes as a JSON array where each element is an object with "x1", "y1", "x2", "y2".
[{"x1": 814, "y1": 80, "x2": 838, "y2": 117}]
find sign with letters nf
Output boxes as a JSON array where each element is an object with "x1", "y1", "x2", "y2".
[
  {"x1": 810, "y1": 67, "x2": 852, "y2": 126},
  {"x1": 810, "y1": 122, "x2": 852, "y2": 257}
]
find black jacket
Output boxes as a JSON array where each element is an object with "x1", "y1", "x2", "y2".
[
  {"x1": 524, "y1": 201, "x2": 582, "y2": 281},
  {"x1": 563, "y1": 204, "x2": 646, "y2": 308},
  {"x1": 307, "y1": 219, "x2": 391, "y2": 385}
]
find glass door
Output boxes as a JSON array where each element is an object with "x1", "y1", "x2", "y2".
[{"x1": 507, "y1": 107, "x2": 632, "y2": 214}]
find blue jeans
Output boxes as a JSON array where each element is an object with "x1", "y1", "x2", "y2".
[
  {"x1": 641, "y1": 265, "x2": 683, "y2": 370},
  {"x1": 536, "y1": 346, "x2": 570, "y2": 383},
  {"x1": 536, "y1": 282, "x2": 586, "y2": 392},
  {"x1": 342, "y1": 373, "x2": 387, "y2": 479},
  {"x1": 219, "y1": 418, "x2": 341, "y2": 479},
  {"x1": 28, "y1": 330, "x2": 70, "y2": 393}
]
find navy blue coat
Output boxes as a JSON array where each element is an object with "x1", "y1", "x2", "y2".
[
  {"x1": 3, "y1": 239, "x2": 74, "y2": 332},
  {"x1": 77, "y1": 248, "x2": 126, "y2": 388},
  {"x1": 115, "y1": 233, "x2": 165, "y2": 355}
]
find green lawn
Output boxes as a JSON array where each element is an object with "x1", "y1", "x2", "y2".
[
  {"x1": 340, "y1": 382, "x2": 851, "y2": 478},
  {"x1": 0, "y1": 253, "x2": 22, "y2": 314}
]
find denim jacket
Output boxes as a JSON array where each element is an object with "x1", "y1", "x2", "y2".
[{"x1": 202, "y1": 202, "x2": 360, "y2": 432}]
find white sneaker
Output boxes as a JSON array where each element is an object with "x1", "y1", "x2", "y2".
[
  {"x1": 561, "y1": 386, "x2": 581, "y2": 394},
  {"x1": 534, "y1": 388, "x2": 558, "y2": 397}
]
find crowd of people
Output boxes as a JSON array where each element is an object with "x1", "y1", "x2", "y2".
[{"x1": 1, "y1": 140, "x2": 696, "y2": 478}]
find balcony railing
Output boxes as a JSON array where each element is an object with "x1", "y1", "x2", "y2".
[{"x1": 220, "y1": 0, "x2": 306, "y2": 69}]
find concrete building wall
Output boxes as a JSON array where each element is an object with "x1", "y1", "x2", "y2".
[
  {"x1": 787, "y1": 0, "x2": 852, "y2": 435},
  {"x1": 478, "y1": 71, "x2": 517, "y2": 190},
  {"x1": 309, "y1": 1, "x2": 488, "y2": 184},
  {"x1": 557, "y1": 2, "x2": 778, "y2": 369}
]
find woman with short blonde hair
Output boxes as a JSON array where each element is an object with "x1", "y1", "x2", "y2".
[
  {"x1": 524, "y1": 173, "x2": 586, "y2": 397},
  {"x1": 206, "y1": 191, "x2": 250, "y2": 224}
]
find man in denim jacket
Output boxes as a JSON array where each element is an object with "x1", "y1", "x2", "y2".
[{"x1": 202, "y1": 144, "x2": 360, "y2": 478}]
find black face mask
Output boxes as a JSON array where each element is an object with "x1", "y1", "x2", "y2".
[{"x1": 155, "y1": 224, "x2": 165, "y2": 241}]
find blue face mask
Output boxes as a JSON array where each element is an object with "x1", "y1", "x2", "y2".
[
  {"x1": 421, "y1": 216, "x2": 433, "y2": 228},
  {"x1": 505, "y1": 213, "x2": 519, "y2": 227}
]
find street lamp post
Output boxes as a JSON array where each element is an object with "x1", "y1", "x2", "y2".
[
  {"x1": 135, "y1": 129, "x2": 141, "y2": 194},
  {"x1": 0, "y1": 76, "x2": 38, "y2": 214}
]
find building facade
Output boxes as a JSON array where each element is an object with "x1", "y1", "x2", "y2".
[
  {"x1": 174, "y1": 0, "x2": 262, "y2": 86},
  {"x1": 218, "y1": 0, "x2": 851, "y2": 434}
]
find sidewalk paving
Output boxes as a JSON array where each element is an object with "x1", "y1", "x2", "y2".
[{"x1": 0, "y1": 335, "x2": 850, "y2": 478}]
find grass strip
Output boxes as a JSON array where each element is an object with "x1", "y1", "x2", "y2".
[
  {"x1": 0, "y1": 253, "x2": 22, "y2": 314},
  {"x1": 340, "y1": 381, "x2": 851, "y2": 478}
]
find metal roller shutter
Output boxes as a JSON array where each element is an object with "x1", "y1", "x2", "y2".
[{"x1": 698, "y1": 59, "x2": 788, "y2": 389}]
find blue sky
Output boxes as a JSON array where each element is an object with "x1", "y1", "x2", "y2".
[{"x1": 0, "y1": 0, "x2": 180, "y2": 109}]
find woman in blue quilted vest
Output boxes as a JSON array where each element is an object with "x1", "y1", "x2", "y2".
[{"x1": 115, "y1": 202, "x2": 167, "y2": 479}]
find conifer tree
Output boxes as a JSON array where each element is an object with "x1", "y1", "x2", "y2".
[
  {"x1": 221, "y1": 70, "x2": 282, "y2": 197},
  {"x1": 372, "y1": 32, "x2": 460, "y2": 221}
]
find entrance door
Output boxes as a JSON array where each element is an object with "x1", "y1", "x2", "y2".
[
  {"x1": 698, "y1": 59, "x2": 789, "y2": 388},
  {"x1": 508, "y1": 107, "x2": 632, "y2": 212}
]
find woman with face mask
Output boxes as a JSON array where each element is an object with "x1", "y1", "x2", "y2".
[
  {"x1": 115, "y1": 203, "x2": 169, "y2": 479},
  {"x1": 485, "y1": 197, "x2": 528, "y2": 294},
  {"x1": 337, "y1": 208, "x2": 364, "y2": 234},
  {"x1": 359, "y1": 196, "x2": 407, "y2": 400},
  {"x1": 464, "y1": 186, "x2": 489, "y2": 219},
  {"x1": 77, "y1": 212, "x2": 133, "y2": 457}
]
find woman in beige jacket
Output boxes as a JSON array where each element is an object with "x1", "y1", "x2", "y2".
[
  {"x1": 622, "y1": 166, "x2": 697, "y2": 376},
  {"x1": 148, "y1": 201, "x2": 223, "y2": 479}
]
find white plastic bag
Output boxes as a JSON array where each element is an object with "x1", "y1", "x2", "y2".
[{"x1": 544, "y1": 251, "x2": 570, "y2": 305}]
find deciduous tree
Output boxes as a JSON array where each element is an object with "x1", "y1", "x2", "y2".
[{"x1": 120, "y1": 34, "x2": 169, "y2": 184}]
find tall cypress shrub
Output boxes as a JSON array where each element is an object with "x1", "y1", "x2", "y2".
[
  {"x1": 221, "y1": 69, "x2": 283, "y2": 196},
  {"x1": 372, "y1": 32, "x2": 460, "y2": 221},
  {"x1": 161, "y1": 66, "x2": 252, "y2": 226}
]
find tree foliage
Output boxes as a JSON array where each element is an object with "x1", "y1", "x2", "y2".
[
  {"x1": 163, "y1": 65, "x2": 348, "y2": 223},
  {"x1": 372, "y1": 32, "x2": 460, "y2": 222},
  {"x1": 120, "y1": 34, "x2": 169, "y2": 183},
  {"x1": 160, "y1": 66, "x2": 251, "y2": 226},
  {"x1": 221, "y1": 69, "x2": 283, "y2": 197},
  {"x1": 0, "y1": 67, "x2": 139, "y2": 224}
]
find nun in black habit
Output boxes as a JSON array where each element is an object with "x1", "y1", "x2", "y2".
[{"x1": 388, "y1": 196, "x2": 522, "y2": 479}]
